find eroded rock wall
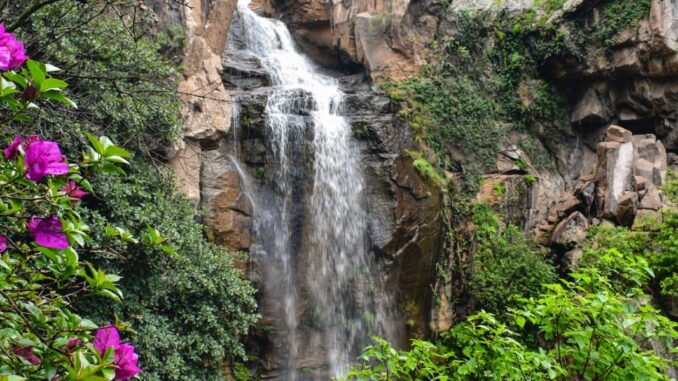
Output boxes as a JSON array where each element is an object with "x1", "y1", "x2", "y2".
[{"x1": 163, "y1": 0, "x2": 238, "y2": 206}]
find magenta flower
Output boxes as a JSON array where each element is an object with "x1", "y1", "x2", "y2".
[
  {"x1": 94, "y1": 325, "x2": 120, "y2": 354},
  {"x1": 114, "y1": 343, "x2": 141, "y2": 380},
  {"x1": 27, "y1": 216, "x2": 69, "y2": 249},
  {"x1": 62, "y1": 180, "x2": 88, "y2": 204},
  {"x1": 0, "y1": 235, "x2": 7, "y2": 252},
  {"x1": 24, "y1": 141, "x2": 69, "y2": 181},
  {"x1": 94, "y1": 326, "x2": 141, "y2": 380},
  {"x1": 0, "y1": 24, "x2": 27, "y2": 71},
  {"x1": 3, "y1": 135, "x2": 21, "y2": 160},
  {"x1": 12, "y1": 346, "x2": 40, "y2": 365}
]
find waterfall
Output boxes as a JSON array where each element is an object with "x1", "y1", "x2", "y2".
[{"x1": 227, "y1": 1, "x2": 400, "y2": 379}]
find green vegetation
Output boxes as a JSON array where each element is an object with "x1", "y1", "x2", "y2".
[
  {"x1": 465, "y1": 206, "x2": 556, "y2": 316},
  {"x1": 81, "y1": 164, "x2": 259, "y2": 380},
  {"x1": 1, "y1": 2, "x2": 259, "y2": 380},
  {"x1": 347, "y1": 251, "x2": 677, "y2": 380},
  {"x1": 408, "y1": 150, "x2": 448, "y2": 187}
]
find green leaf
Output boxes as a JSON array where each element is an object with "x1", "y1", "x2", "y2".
[
  {"x1": 516, "y1": 316, "x2": 526, "y2": 329},
  {"x1": 27, "y1": 60, "x2": 45, "y2": 87},
  {"x1": 41, "y1": 89, "x2": 77, "y2": 108},
  {"x1": 40, "y1": 78, "x2": 68, "y2": 91}
]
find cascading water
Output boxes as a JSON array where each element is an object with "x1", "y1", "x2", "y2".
[{"x1": 227, "y1": 1, "x2": 401, "y2": 379}]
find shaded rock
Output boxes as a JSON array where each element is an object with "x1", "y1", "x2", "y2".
[
  {"x1": 571, "y1": 86, "x2": 613, "y2": 126},
  {"x1": 639, "y1": 186, "x2": 663, "y2": 210},
  {"x1": 551, "y1": 211, "x2": 589, "y2": 250},
  {"x1": 167, "y1": 140, "x2": 202, "y2": 207},
  {"x1": 617, "y1": 191, "x2": 639, "y2": 226},
  {"x1": 607, "y1": 125, "x2": 633, "y2": 143},
  {"x1": 562, "y1": 248, "x2": 583, "y2": 272},
  {"x1": 634, "y1": 208, "x2": 663, "y2": 228},
  {"x1": 201, "y1": 146, "x2": 253, "y2": 252}
]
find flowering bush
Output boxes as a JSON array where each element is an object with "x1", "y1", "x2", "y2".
[{"x1": 0, "y1": 27, "x2": 150, "y2": 380}]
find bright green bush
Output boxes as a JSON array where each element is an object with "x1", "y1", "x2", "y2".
[
  {"x1": 465, "y1": 205, "x2": 555, "y2": 316},
  {"x1": 346, "y1": 252, "x2": 677, "y2": 380}
]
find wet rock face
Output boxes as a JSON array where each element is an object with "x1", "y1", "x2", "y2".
[{"x1": 218, "y1": 36, "x2": 443, "y2": 374}]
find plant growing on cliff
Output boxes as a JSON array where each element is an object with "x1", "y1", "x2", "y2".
[{"x1": 465, "y1": 205, "x2": 555, "y2": 317}]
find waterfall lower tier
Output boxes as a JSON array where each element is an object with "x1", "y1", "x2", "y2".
[{"x1": 224, "y1": 1, "x2": 403, "y2": 379}]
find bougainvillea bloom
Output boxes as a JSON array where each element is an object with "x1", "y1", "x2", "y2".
[
  {"x1": 12, "y1": 346, "x2": 40, "y2": 365},
  {"x1": 0, "y1": 235, "x2": 7, "y2": 252},
  {"x1": 114, "y1": 343, "x2": 142, "y2": 380},
  {"x1": 94, "y1": 325, "x2": 120, "y2": 354},
  {"x1": 27, "y1": 216, "x2": 69, "y2": 249},
  {"x1": 3, "y1": 135, "x2": 21, "y2": 160},
  {"x1": 62, "y1": 180, "x2": 88, "y2": 204},
  {"x1": 94, "y1": 326, "x2": 141, "y2": 380},
  {"x1": 0, "y1": 25, "x2": 28, "y2": 70},
  {"x1": 24, "y1": 141, "x2": 69, "y2": 181}
]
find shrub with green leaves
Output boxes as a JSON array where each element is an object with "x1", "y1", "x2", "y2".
[
  {"x1": 465, "y1": 205, "x2": 555, "y2": 316},
  {"x1": 79, "y1": 164, "x2": 259, "y2": 381},
  {"x1": 0, "y1": 52, "x2": 149, "y2": 380},
  {"x1": 346, "y1": 252, "x2": 677, "y2": 380},
  {"x1": 1, "y1": 4, "x2": 260, "y2": 379}
]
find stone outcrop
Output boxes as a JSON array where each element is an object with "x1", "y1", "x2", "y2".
[
  {"x1": 165, "y1": 0, "x2": 238, "y2": 206},
  {"x1": 261, "y1": 0, "x2": 427, "y2": 81},
  {"x1": 537, "y1": 125, "x2": 667, "y2": 269},
  {"x1": 560, "y1": 0, "x2": 678, "y2": 152}
]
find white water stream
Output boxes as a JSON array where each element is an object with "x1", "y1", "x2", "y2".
[{"x1": 228, "y1": 1, "x2": 399, "y2": 379}]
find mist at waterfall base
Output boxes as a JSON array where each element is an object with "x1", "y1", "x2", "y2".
[{"x1": 225, "y1": 0, "x2": 403, "y2": 379}]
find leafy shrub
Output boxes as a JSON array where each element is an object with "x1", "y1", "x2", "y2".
[
  {"x1": 80, "y1": 163, "x2": 259, "y2": 381},
  {"x1": 1, "y1": 3, "x2": 260, "y2": 380},
  {"x1": 466, "y1": 205, "x2": 555, "y2": 316},
  {"x1": 346, "y1": 252, "x2": 677, "y2": 380},
  {"x1": 0, "y1": 49, "x2": 147, "y2": 379},
  {"x1": 2, "y1": 0, "x2": 182, "y2": 155}
]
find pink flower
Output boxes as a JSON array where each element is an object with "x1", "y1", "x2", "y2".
[
  {"x1": 12, "y1": 346, "x2": 40, "y2": 365},
  {"x1": 94, "y1": 325, "x2": 120, "y2": 355},
  {"x1": 62, "y1": 180, "x2": 88, "y2": 204},
  {"x1": 21, "y1": 134, "x2": 40, "y2": 152},
  {"x1": 94, "y1": 326, "x2": 141, "y2": 380},
  {"x1": 3, "y1": 135, "x2": 21, "y2": 160},
  {"x1": 114, "y1": 343, "x2": 141, "y2": 380},
  {"x1": 24, "y1": 141, "x2": 69, "y2": 182},
  {"x1": 0, "y1": 235, "x2": 7, "y2": 252},
  {"x1": 0, "y1": 24, "x2": 27, "y2": 70},
  {"x1": 27, "y1": 216, "x2": 69, "y2": 249}
]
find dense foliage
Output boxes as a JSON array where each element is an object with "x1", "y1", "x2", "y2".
[
  {"x1": 0, "y1": 51, "x2": 145, "y2": 380},
  {"x1": 1, "y1": 2, "x2": 259, "y2": 380},
  {"x1": 347, "y1": 252, "x2": 677, "y2": 380},
  {"x1": 81, "y1": 165, "x2": 259, "y2": 381},
  {"x1": 464, "y1": 205, "x2": 555, "y2": 316}
]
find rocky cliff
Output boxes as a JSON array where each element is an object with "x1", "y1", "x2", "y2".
[{"x1": 155, "y1": 0, "x2": 678, "y2": 372}]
